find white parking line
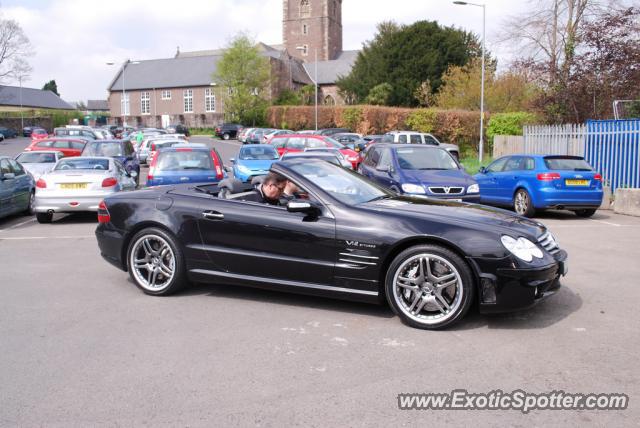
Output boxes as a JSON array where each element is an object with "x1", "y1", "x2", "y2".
[
  {"x1": 0, "y1": 235, "x2": 94, "y2": 240},
  {"x1": 590, "y1": 219, "x2": 622, "y2": 227},
  {"x1": 0, "y1": 218, "x2": 36, "y2": 232}
]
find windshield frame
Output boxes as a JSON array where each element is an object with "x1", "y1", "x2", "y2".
[{"x1": 393, "y1": 146, "x2": 459, "y2": 171}]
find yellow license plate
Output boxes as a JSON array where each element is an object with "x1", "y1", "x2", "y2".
[
  {"x1": 60, "y1": 183, "x2": 88, "y2": 190},
  {"x1": 565, "y1": 179, "x2": 589, "y2": 186}
]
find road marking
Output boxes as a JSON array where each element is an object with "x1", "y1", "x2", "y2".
[
  {"x1": 590, "y1": 219, "x2": 622, "y2": 227},
  {"x1": 0, "y1": 217, "x2": 36, "y2": 232},
  {"x1": 0, "y1": 235, "x2": 94, "y2": 241}
]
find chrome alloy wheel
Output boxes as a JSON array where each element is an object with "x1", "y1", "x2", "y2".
[
  {"x1": 130, "y1": 234, "x2": 176, "y2": 291},
  {"x1": 392, "y1": 254, "x2": 463, "y2": 326},
  {"x1": 514, "y1": 191, "x2": 529, "y2": 215}
]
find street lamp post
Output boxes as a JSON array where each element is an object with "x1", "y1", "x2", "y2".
[
  {"x1": 106, "y1": 60, "x2": 139, "y2": 127},
  {"x1": 453, "y1": 1, "x2": 486, "y2": 162},
  {"x1": 296, "y1": 46, "x2": 318, "y2": 131}
]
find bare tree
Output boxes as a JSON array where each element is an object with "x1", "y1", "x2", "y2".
[{"x1": 0, "y1": 17, "x2": 34, "y2": 82}]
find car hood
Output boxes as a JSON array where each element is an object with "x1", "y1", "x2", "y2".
[
  {"x1": 362, "y1": 196, "x2": 545, "y2": 239},
  {"x1": 237, "y1": 159, "x2": 277, "y2": 170},
  {"x1": 400, "y1": 169, "x2": 476, "y2": 187}
]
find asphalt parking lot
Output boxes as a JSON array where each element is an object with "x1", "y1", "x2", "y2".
[{"x1": 1, "y1": 136, "x2": 639, "y2": 426}]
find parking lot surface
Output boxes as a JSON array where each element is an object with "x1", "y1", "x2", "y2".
[{"x1": 1, "y1": 136, "x2": 639, "y2": 426}]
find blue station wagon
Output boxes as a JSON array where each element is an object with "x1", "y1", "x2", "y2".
[{"x1": 474, "y1": 155, "x2": 603, "y2": 217}]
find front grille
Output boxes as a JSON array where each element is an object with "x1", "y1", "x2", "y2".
[
  {"x1": 428, "y1": 187, "x2": 464, "y2": 195},
  {"x1": 538, "y1": 231, "x2": 560, "y2": 255}
]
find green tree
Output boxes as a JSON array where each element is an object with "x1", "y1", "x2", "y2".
[
  {"x1": 214, "y1": 33, "x2": 271, "y2": 125},
  {"x1": 337, "y1": 20, "x2": 481, "y2": 106},
  {"x1": 42, "y1": 79, "x2": 59, "y2": 96},
  {"x1": 365, "y1": 82, "x2": 393, "y2": 105},
  {"x1": 274, "y1": 88, "x2": 302, "y2": 105}
]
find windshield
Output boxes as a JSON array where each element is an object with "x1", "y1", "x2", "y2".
[
  {"x1": 239, "y1": 146, "x2": 279, "y2": 160},
  {"x1": 156, "y1": 151, "x2": 213, "y2": 171},
  {"x1": 288, "y1": 161, "x2": 389, "y2": 205},
  {"x1": 55, "y1": 158, "x2": 110, "y2": 171},
  {"x1": 544, "y1": 156, "x2": 593, "y2": 171},
  {"x1": 84, "y1": 142, "x2": 124, "y2": 157},
  {"x1": 322, "y1": 137, "x2": 346, "y2": 149},
  {"x1": 16, "y1": 152, "x2": 57, "y2": 163},
  {"x1": 395, "y1": 147, "x2": 458, "y2": 170}
]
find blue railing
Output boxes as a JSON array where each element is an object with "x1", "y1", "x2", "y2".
[{"x1": 585, "y1": 119, "x2": 640, "y2": 192}]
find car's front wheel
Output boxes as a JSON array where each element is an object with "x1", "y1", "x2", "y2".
[
  {"x1": 223, "y1": 133, "x2": 230, "y2": 140},
  {"x1": 514, "y1": 189, "x2": 536, "y2": 217},
  {"x1": 127, "y1": 227, "x2": 186, "y2": 296},
  {"x1": 385, "y1": 244, "x2": 475, "y2": 330},
  {"x1": 574, "y1": 209, "x2": 597, "y2": 218}
]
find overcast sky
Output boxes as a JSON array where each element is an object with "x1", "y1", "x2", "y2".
[{"x1": 1, "y1": 0, "x2": 529, "y2": 102}]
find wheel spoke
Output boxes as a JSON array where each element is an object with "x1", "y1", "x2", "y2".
[
  {"x1": 433, "y1": 292, "x2": 451, "y2": 313},
  {"x1": 134, "y1": 258, "x2": 148, "y2": 270},
  {"x1": 398, "y1": 275, "x2": 418, "y2": 285},
  {"x1": 149, "y1": 269, "x2": 159, "y2": 287},
  {"x1": 142, "y1": 239, "x2": 154, "y2": 256},
  {"x1": 413, "y1": 297, "x2": 428, "y2": 315},
  {"x1": 436, "y1": 279, "x2": 457, "y2": 290},
  {"x1": 159, "y1": 263, "x2": 173, "y2": 278},
  {"x1": 407, "y1": 292, "x2": 422, "y2": 312}
]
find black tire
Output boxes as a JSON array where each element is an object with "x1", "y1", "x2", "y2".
[
  {"x1": 24, "y1": 191, "x2": 35, "y2": 216},
  {"x1": 385, "y1": 244, "x2": 475, "y2": 330},
  {"x1": 223, "y1": 133, "x2": 230, "y2": 140},
  {"x1": 127, "y1": 227, "x2": 186, "y2": 296},
  {"x1": 513, "y1": 189, "x2": 536, "y2": 217},
  {"x1": 36, "y1": 212, "x2": 53, "y2": 223},
  {"x1": 574, "y1": 209, "x2": 597, "y2": 218}
]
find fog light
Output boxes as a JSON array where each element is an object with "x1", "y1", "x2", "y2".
[{"x1": 481, "y1": 277, "x2": 496, "y2": 304}]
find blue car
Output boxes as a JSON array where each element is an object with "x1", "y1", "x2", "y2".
[
  {"x1": 0, "y1": 156, "x2": 35, "y2": 219},
  {"x1": 474, "y1": 155, "x2": 603, "y2": 218},
  {"x1": 147, "y1": 146, "x2": 226, "y2": 187},
  {"x1": 359, "y1": 144, "x2": 480, "y2": 202},
  {"x1": 230, "y1": 144, "x2": 280, "y2": 183},
  {"x1": 81, "y1": 139, "x2": 140, "y2": 185}
]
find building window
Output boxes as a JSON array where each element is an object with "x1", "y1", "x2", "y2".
[
  {"x1": 141, "y1": 91, "x2": 150, "y2": 114},
  {"x1": 183, "y1": 89, "x2": 193, "y2": 113},
  {"x1": 121, "y1": 93, "x2": 130, "y2": 116},
  {"x1": 323, "y1": 95, "x2": 336, "y2": 105},
  {"x1": 205, "y1": 88, "x2": 216, "y2": 112},
  {"x1": 300, "y1": 0, "x2": 310, "y2": 17},
  {"x1": 302, "y1": 44, "x2": 308, "y2": 56},
  {"x1": 302, "y1": 24, "x2": 308, "y2": 35},
  {"x1": 161, "y1": 90, "x2": 171, "y2": 100}
]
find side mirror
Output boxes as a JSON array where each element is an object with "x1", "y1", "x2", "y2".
[
  {"x1": 1, "y1": 172, "x2": 15, "y2": 180},
  {"x1": 479, "y1": 167, "x2": 487, "y2": 174},
  {"x1": 376, "y1": 165, "x2": 391, "y2": 173},
  {"x1": 286, "y1": 200, "x2": 319, "y2": 215},
  {"x1": 229, "y1": 158, "x2": 236, "y2": 164}
]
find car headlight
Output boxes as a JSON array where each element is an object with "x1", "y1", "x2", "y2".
[
  {"x1": 401, "y1": 183, "x2": 426, "y2": 194},
  {"x1": 467, "y1": 184, "x2": 480, "y2": 194},
  {"x1": 500, "y1": 235, "x2": 544, "y2": 262},
  {"x1": 236, "y1": 165, "x2": 251, "y2": 174}
]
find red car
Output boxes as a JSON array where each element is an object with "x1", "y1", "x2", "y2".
[
  {"x1": 24, "y1": 138, "x2": 88, "y2": 158},
  {"x1": 30, "y1": 128, "x2": 49, "y2": 141},
  {"x1": 269, "y1": 134, "x2": 361, "y2": 169}
]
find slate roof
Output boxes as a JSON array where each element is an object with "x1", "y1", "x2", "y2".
[
  {"x1": 86, "y1": 100, "x2": 109, "y2": 111},
  {"x1": 0, "y1": 85, "x2": 74, "y2": 110},
  {"x1": 303, "y1": 50, "x2": 359, "y2": 85}
]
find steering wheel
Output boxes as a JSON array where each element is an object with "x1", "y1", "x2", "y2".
[{"x1": 93, "y1": 164, "x2": 105, "y2": 170}]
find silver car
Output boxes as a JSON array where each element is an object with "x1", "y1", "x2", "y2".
[
  {"x1": 138, "y1": 134, "x2": 188, "y2": 163},
  {"x1": 14, "y1": 151, "x2": 65, "y2": 180},
  {"x1": 34, "y1": 157, "x2": 137, "y2": 223}
]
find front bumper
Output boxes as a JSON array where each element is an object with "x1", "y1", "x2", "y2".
[{"x1": 473, "y1": 249, "x2": 568, "y2": 314}]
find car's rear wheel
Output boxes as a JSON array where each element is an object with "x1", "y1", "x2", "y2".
[
  {"x1": 385, "y1": 244, "x2": 474, "y2": 330},
  {"x1": 36, "y1": 212, "x2": 52, "y2": 223},
  {"x1": 24, "y1": 191, "x2": 35, "y2": 215},
  {"x1": 223, "y1": 133, "x2": 230, "y2": 140},
  {"x1": 127, "y1": 227, "x2": 186, "y2": 296},
  {"x1": 514, "y1": 189, "x2": 536, "y2": 217},
  {"x1": 574, "y1": 209, "x2": 597, "y2": 218}
]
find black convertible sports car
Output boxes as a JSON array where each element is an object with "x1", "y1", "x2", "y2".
[{"x1": 95, "y1": 159, "x2": 568, "y2": 329}]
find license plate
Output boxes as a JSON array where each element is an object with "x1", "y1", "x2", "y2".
[
  {"x1": 565, "y1": 179, "x2": 590, "y2": 186},
  {"x1": 60, "y1": 183, "x2": 87, "y2": 190}
]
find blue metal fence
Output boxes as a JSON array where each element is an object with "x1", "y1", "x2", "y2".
[{"x1": 585, "y1": 119, "x2": 640, "y2": 192}]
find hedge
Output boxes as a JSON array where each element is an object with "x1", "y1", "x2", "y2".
[
  {"x1": 267, "y1": 105, "x2": 488, "y2": 155},
  {"x1": 486, "y1": 112, "x2": 538, "y2": 140}
]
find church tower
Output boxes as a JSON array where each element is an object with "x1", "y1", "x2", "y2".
[{"x1": 283, "y1": 0, "x2": 343, "y2": 62}]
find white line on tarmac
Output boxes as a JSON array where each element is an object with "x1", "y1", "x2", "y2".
[
  {"x1": 590, "y1": 219, "x2": 622, "y2": 227},
  {"x1": 0, "y1": 235, "x2": 94, "y2": 240},
  {"x1": 0, "y1": 218, "x2": 36, "y2": 232}
]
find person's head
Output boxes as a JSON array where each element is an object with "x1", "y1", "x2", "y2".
[{"x1": 261, "y1": 172, "x2": 288, "y2": 201}]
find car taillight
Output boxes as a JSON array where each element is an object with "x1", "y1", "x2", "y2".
[
  {"x1": 102, "y1": 177, "x2": 117, "y2": 187},
  {"x1": 97, "y1": 200, "x2": 110, "y2": 223},
  {"x1": 537, "y1": 173, "x2": 561, "y2": 181},
  {"x1": 594, "y1": 173, "x2": 602, "y2": 181},
  {"x1": 36, "y1": 178, "x2": 46, "y2": 188},
  {"x1": 151, "y1": 143, "x2": 155, "y2": 151},
  {"x1": 211, "y1": 150, "x2": 223, "y2": 179}
]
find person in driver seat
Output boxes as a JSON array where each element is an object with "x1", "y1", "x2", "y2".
[{"x1": 242, "y1": 172, "x2": 288, "y2": 205}]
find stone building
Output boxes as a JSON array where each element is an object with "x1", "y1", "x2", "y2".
[{"x1": 107, "y1": 0, "x2": 357, "y2": 127}]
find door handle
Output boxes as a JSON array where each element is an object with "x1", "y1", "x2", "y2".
[{"x1": 202, "y1": 211, "x2": 224, "y2": 220}]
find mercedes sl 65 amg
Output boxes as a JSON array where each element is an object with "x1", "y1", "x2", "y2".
[{"x1": 95, "y1": 159, "x2": 568, "y2": 329}]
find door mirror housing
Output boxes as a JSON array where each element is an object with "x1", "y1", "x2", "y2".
[
  {"x1": 229, "y1": 158, "x2": 236, "y2": 164},
  {"x1": 376, "y1": 165, "x2": 391, "y2": 173},
  {"x1": 1, "y1": 172, "x2": 15, "y2": 180},
  {"x1": 479, "y1": 166, "x2": 487, "y2": 174},
  {"x1": 286, "y1": 200, "x2": 319, "y2": 215}
]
